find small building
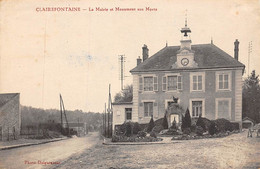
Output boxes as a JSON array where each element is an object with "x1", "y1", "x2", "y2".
[
  {"x1": 0, "y1": 93, "x2": 21, "y2": 141},
  {"x1": 112, "y1": 102, "x2": 133, "y2": 131},
  {"x1": 242, "y1": 117, "x2": 255, "y2": 128}
]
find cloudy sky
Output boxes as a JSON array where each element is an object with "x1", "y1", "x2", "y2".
[{"x1": 0, "y1": 0, "x2": 259, "y2": 112}]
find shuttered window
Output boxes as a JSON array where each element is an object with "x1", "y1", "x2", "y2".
[
  {"x1": 139, "y1": 77, "x2": 143, "y2": 91},
  {"x1": 153, "y1": 77, "x2": 158, "y2": 91},
  {"x1": 162, "y1": 76, "x2": 167, "y2": 91},
  {"x1": 144, "y1": 102, "x2": 153, "y2": 117}
]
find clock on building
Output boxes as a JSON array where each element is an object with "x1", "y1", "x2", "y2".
[{"x1": 181, "y1": 58, "x2": 189, "y2": 66}]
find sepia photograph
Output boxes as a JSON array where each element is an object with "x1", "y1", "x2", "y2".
[{"x1": 0, "y1": 0, "x2": 260, "y2": 168}]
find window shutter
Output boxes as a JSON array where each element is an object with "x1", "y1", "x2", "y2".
[
  {"x1": 139, "y1": 77, "x2": 143, "y2": 91},
  {"x1": 177, "y1": 76, "x2": 182, "y2": 90},
  {"x1": 162, "y1": 76, "x2": 167, "y2": 91},
  {"x1": 153, "y1": 76, "x2": 158, "y2": 91}
]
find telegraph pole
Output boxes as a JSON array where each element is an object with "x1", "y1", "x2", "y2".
[
  {"x1": 104, "y1": 103, "x2": 107, "y2": 137},
  {"x1": 248, "y1": 41, "x2": 253, "y2": 76},
  {"x1": 118, "y1": 55, "x2": 125, "y2": 90},
  {"x1": 107, "y1": 84, "x2": 113, "y2": 137}
]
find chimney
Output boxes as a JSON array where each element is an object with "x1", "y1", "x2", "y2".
[
  {"x1": 142, "y1": 44, "x2": 149, "y2": 61},
  {"x1": 234, "y1": 39, "x2": 239, "y2": 60},
  {"x1": 137, "y1": 56, "x2": 142, "y2": 66}
]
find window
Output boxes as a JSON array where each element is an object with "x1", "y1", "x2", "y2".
[
  {"x1": 144, "y1": 77, "x2": 153, "y2": 91},
  {"x1": 216, "y1": 71, "x2": 231, "y2": 91},
  {"x1": 125, "y1": 108, "x2": 132, "y2": 120},
  {"x1": 192, "y1": 75, "x2": 202, "y2": 91},
  {"x1": 140, "y1": 76, "x2": 158, "y2": 92},
  {"x1": 216, "y1": 98, "x2": 231, "y2": 120},
  {"x1": 192, "y1": 101, "x2": 202, "y2": 117},
  {"x1": 153, "y1": 77, "x2": 158, "y2": 91},
  {"x1": 144, "y1": 102, "x2": 153, "y2": 117},
  {"x1": 168, "y1": 76, "x2": 177, "y2": 90},
  {"x1": 218, "y1": 74, "x2": 229, "y2": 90},
  {"x1": 162, "y1": 75, "x2": 182, "y2": 91}
]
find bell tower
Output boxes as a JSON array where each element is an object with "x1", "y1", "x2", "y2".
[{"x1": 172, "y1": 16, "x2": 198, "y2": 68}]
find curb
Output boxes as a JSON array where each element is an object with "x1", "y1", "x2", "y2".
[
  {"x1": 0, "y1": 137, "x2": 68, "y2": 151},
  {"x1": 102, "y1": 137, "x2": 180, "y2": 145}
]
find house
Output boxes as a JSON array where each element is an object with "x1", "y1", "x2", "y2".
[
  {"x1": 113, "y1": 21, "x2": 245, "y2": 131},
  {"x1": 0, "y1": 93, "x2": 21, "y2": 141}
]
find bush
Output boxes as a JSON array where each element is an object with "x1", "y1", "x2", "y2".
[
  {"x1": 162, "y1": 113, "x2": 168, "y2": 129},
  {"x1": 231, "y1": 122, "x2": 240, "y2": 131},
  {"x1": 152, "y1": 125, "x2": 164, "y2": 133},
  {"x1": 125, "y1": 122, "x2": 132, "y2": 136},
  {"x1": 209, "y1": 122, "x2": 217, "y2": 135},
  {"x1": 133, "y1": 122, "x2": 141, "y2": 134},
  {"x1": 196, "y1": 114, "x2": 206, "y2": 131},
  {"x1": 154, "y1": 118, "x2": 164, "y2": 126},
  {"x1": 214, "y1": 118, "x2": 233, "y2": 132},
  {"x1": 150, "y1": 131, "x2": 157, "y2": 138},
  {"x1": 196, "y1": 126, "x2": 204, "y2": 136},
  {"x1": 137, "y1": 131, "x2": 147, "y2": 138},
  {"x1": 147, "y1": 116, "x2": 155, "y2": 132},
  {"x1": 112, "y1": 135, "x2": 120, "y2": 142},
  {"x1": 191, "y1": 124, "x2": 197, "y2": 132},
  {"x1": 183, "y1": 128, "x2": 191, "y2": 135}
]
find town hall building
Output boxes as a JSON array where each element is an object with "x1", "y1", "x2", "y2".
[{"x1": 112, "y1": 21, "x2": 245, "y2": 130}]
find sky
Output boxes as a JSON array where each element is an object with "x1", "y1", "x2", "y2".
[{"x1": 0, "y1": 0, "x2": 260, "y2": 113}]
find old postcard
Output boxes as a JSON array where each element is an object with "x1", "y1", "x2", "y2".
[{"x1": 0, "y1": 0, "x2": 260, "y2": 168}]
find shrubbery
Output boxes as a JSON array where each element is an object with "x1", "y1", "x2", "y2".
[
  {"x1": 196, "y1": 114, "x2": 206, "y2": 131},
  {"x1": 133, "y1": 122, "x2": 141, "y2": 134},
  {"x1": 152, "y1": 125, "x2": 164, "y2": 133},
  {"x1": 209, "y1": 122, "x2": 217, "y2": 135},
  {"x1": 150, "y1": 131, "x2": 157, "y2": 138},
  {"x1": 213, "y1": 118, "x2": 233, "y2": 132},
  {"x1": 195, "y1": 126, "x2": 204, "y2": 136},
  {"x1": 162, "y1": 113, "x2": 168, "y2": 129},
  {"x1": 147, "y1": 116, "x2": 155, "y2": 132},
  {"x1": 181, "y1": 109, "x2": 191, "y2": 131},
  {"x1": 137, "y1": 131, "x2": 146, "y2": 138},
  {"x1": 118, "y1": 122, "x2": 141, "y2": 136}
]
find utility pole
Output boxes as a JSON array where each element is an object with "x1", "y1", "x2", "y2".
[
  {"x1": 60, "y1": 94, "x2": 70, "y2": 136},
  {"x1": 118, "y1": 55, "x2": 125, "y2": 90},
  {"x1": 107, "y1": 84, "x2": 113, "y2": 137},
  {"x1": 60, "y1": 95, "x2": 63, "y2": 134},
  {"x1": 248, "y1": 41, "x2": 253, "y2": 76},
  {"x1": 104, "y1": 103, "x2": 107, "y2": 137}
]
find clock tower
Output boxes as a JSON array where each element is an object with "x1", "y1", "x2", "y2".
[{"x1": 172, "y1": 18, "x2": 198, "y2": 68}]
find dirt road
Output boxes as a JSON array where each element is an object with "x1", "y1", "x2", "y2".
[{"x1": 0, "y1": 132, "x2": 99, "y2": 169}]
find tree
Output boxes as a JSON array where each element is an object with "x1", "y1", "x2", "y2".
[
  {"x1": 243, "y1": 70, "x2": 260, "y2": 123},
  {"x1": 114, "y1": 84, "x2": 133, "y2": 103},
  {"x1": 182, "y1": 108, "x2": 191, "y2": 130},
  {"x1": 147, "y1": 116, "x2": 155, "y2": 132},
  {"x1": 162, "y1": 112, "x2": 168, "y2": 129},
  {"x1": 196, "y1": 114, "x2": 206, "y2": 131}
]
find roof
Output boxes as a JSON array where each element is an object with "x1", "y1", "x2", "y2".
[
  {"x1": 0, "y1": 93, "x2": 19, "y2": 108},
  {"x1": 130, "y1": 44, "x2": 245, "y2": 73},
  {"x1": 242, "y1": 117, "x2": 255, "y2": 123}
]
